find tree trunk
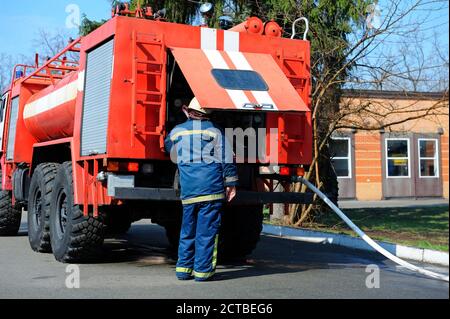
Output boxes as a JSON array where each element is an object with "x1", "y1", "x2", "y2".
[{"x1": 270, "y1": 182, "x2": 285, "y2": 222}]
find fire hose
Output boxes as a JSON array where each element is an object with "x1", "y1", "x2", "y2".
[{"x1": 297, "y1": 177, "x2": 449, "y2": 282}]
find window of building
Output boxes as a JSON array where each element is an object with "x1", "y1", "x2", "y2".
[
  {"x1": 418, "y1": 138, "x2": 439, "y2": 178},
  {"x1": 330, "y1": 137, "x2": 352, "y2": 178},
  {"x1": 386, "y1": 138, "x2": 410, "y2": 178}
]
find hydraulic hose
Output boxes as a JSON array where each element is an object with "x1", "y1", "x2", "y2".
[{"x1": 298, "y1": 177, "x2": 449, "y2": 282}]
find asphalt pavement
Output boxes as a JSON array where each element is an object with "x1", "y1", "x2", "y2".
[{"x1": 0, "y1": 214, "x2": 448, "y2": 299}]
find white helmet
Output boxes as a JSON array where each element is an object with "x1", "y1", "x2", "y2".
[{"x1": 187, "y1": 97, "x2": 209, "y2": 115}]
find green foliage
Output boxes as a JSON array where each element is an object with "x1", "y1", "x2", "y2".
[
  {"x1": 79, "y1": 14, "x2": 108, "y2": 36},
  {"x1": 310, "y1": 205, "x2": 449, "y2": 251},
  {"x1": 129, "y1": 0, "x2": 198, "y2": 24}
]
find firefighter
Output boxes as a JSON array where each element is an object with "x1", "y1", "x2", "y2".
[{"x1": 164, "y1": 97, "x2": 238, "y2": 282}]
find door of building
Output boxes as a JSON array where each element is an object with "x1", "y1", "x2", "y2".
[
  {"x1": 330, "y1": 134, "x2": 356, "y2": 199},
  {"x1": 382, "y1": 133, "x2": 442, "y2": 198},
  {"x1": 413, "y1": 134, "x2": 443, "y2": 197}
]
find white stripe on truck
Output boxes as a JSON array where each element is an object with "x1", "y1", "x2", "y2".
[
  {"x1": 203, "y1": 49, "x2": 250, "y2": 109},
  {"x1": 224, "y1": 31, "x2": 239, "y2": 52},
  {"x1": 23, "y1": 79, "x2": 79, "y2": 119},
  {"x1": 201, "y1": 28, "x2": 250, "y2": 109},
  {"x1": 226, "y1": 51, "x2": 278, "y2": 110},
  {"x1": 200, "y1": 27, "x2": 277, "y2": 110}
]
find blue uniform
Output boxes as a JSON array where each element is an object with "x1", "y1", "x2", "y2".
[{"x1": 164, "y1": 119, "x2": 238, "y2": 281}]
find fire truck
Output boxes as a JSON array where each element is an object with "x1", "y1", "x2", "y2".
[{"x1": 0, "y1": 4, "x2": 312, "y2": 263}]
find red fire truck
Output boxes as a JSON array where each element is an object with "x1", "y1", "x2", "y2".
[{"x1": 0, "y1": 5, "x2": 312, "y2": 263}]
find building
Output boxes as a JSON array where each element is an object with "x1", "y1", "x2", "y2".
[{"x1": 331, "y1": 90, "x2": 449, "y2": 201}]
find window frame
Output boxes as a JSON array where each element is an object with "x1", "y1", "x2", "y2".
[
  {"x1": 385, "y1": 137, "x2": 411, "y2": 179},
  {"x1": 0, "y1": 92, "x2": 9, "y2": 152},
  {"x1": 330, "y1": 136, "x2": 352, "y2": 179},
  {"x1": 418, "y1": 138, "x2": 439, "y2": 179},
  {"x1": 211, "y1": 68, "x2": 269, "y2": 91},
  {"x1": 0, "y1": 92, "x2": 8, "y2": 123}
]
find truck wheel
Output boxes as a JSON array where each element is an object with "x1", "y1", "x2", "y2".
[
  {"x1": 49, "y1": 162, "x2": 105, "y2": 263},
  {"x1": 0, "y1": 171, "x2": 22, "y2": 236},
  {"x1": 219, "y1": 205, "x2": 264, "y2": 260},
  {"x1": 27, "y1": 163, "x2": 60, "y2": 252}
]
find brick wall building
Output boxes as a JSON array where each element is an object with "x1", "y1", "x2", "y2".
[{"x1": 330, "y1": 90, "x2": 449, "y2": 201}]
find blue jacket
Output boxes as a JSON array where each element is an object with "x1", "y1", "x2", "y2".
[{"x1": 164, "y1": 119, "x2": 238, "y2": 205}]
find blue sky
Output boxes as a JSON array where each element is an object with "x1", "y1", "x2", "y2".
[
  {"x1": 0, "y1": 0, "x2": 111, "y2": 56},
  {"x1": 0, "y1": 1, "x2": 448, "y2": 59}
]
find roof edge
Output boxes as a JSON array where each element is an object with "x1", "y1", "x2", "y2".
[{"x1": 342, "y1": 89, "x2": 449, "y2": 101}]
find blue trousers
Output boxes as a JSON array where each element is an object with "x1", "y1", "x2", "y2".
[{"x1": 176, "y1": 200, "x2": 223, "y2": 281}]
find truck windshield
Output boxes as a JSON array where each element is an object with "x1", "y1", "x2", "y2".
[{"x1": 211, "y1": 69, "x2": 268, "y2": 91}]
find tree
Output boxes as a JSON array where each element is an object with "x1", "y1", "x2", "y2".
[
  {"x1": 0, "y1": 53, "x2": 33, "y2": 93},
  {"x1": 285, "y1": 0, "x2": 449, "y2": 226},
  {"x1": 0, "y1": 53, "x2": 16, "y2": 93},
  {"x1": 79, "y1": 14, "x2": 108, "y2": 36},
  {"x1": 225, "y1": 0, "x2": 448, "y2": 225},
  {"x1": 237, "y1": 0, "x2": 374, "y2": 223}
]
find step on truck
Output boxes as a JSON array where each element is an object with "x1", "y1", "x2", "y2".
[{"x1": 0, "y1": 4, "x2": 312, "y2": 263}]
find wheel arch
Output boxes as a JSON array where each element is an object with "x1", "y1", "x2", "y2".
[
  {"x1": 9, "y1": 140, "x2": 73, "y2": 204},
  {"x1": 30, "y1": 140, "x2": 72, "y2": 175}
]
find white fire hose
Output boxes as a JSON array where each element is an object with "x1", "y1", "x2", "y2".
[{"x1": 298, "y1": 177, "x2": 449, "y2": 282}]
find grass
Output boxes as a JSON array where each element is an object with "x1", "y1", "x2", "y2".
[{"x1": 265, "y1": 205, "x2": 449, "y2": 252}]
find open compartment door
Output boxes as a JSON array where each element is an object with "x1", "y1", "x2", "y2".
[{"x1": 170, "y1": 48, "x2": 309, "y2": 112}]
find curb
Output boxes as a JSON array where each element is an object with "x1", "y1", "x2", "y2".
[{"x1": 262, "y1": 224, "x2": 449, "y2": 267}]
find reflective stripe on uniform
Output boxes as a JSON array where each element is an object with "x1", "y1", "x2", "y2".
[
  {"x1": 170, "y1": 129, "x2": 218, "y2": 141},
  {"x1": 176, "y1": 267, "x2": 193, "y2": 274},
  {"x1": 193, "y1": 270, "x2": 216, "y2": 279},
  {"x1": 181, "y1": 193, "x2": 225, "y2": 205},
  {"x1": 193, "y1": 235, "x2": 219, "y2": 280},
  {"x1": 212, "y1": 234, "x2": 219, "y2": 269}
]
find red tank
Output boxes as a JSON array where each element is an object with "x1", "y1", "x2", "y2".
[
  {"x1": 264, "y1": 21, "x2": 282, "y2": 37},
  {"x1": 23, "y1": 71, "x2": 80, "y2": 142}
]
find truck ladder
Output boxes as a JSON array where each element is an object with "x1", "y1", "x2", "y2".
[
  {"x1": 20, "y1": 38, "x2": 82, "y2": 86},
  {"x1": 278, "y1": 55, "x2": 308, "y2": 147},
  {"x1": 131, "y1": 31, "x2": 167, "y2": 149}
]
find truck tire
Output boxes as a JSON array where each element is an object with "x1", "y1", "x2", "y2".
[
  {"x1": 0, "y1": 171, "x2": 22, "y2": 236},
  {"x1": 27, "y1": 163, "x2": 60, "y2": 252},
  {"x1": 49, "y1": 162, "x2": 105, "y2": 263},
  {"x1": 219, "y1": 205, "x2": 264, "y2": 260}
]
